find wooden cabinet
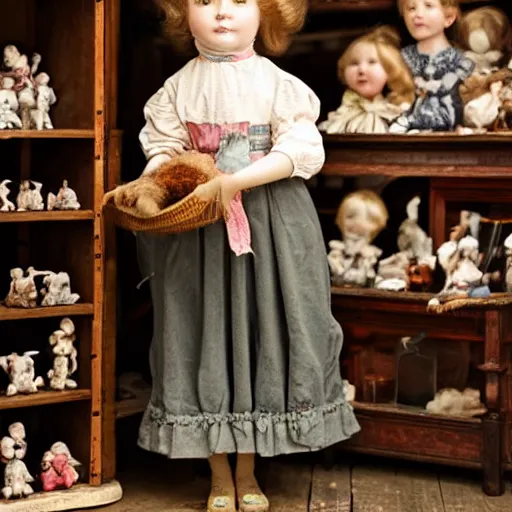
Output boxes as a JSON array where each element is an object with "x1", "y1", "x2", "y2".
[
  {"x1": 0, "y1": 1, "x2": 121, "y2": 510},
  {"x1": 312, "y1": 0, "x2": 512, "y2": 498}
]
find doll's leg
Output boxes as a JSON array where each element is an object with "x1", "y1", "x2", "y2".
[
  {"x1": 235, "y1": 453, "x2": 269, "y2": 512},
  {"x1": 207, "y1": 454, "x2": 236, "y2": 512}
]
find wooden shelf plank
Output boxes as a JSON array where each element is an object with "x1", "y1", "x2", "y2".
[
  {"x1": 310, "y1": 0, "x2": 494, "y2": 12},
  {"x1": 0, "y1": 210, "x2": 94, "y2": 222},
  {"x1": 323, "y1": 132, "x2": 512, "y2": 145},
  {"x1": 0, "y1": 389, "x2": 91, "y2": 410},
  {"x1": 115, "y1": 390, "x2": 151, "y2": 419},
  {"x1": 0, "y1": 129, "x2": 94, "y2": 140},
  {"x1": 332, "y1": 286, "x2": 433, "y2": 303},
  {"x1": 0, "y1": 303, "x2": 94, "y2": 320},
  {"x1": 352, "y1": 401, "x2": 482, "y2": 425}
]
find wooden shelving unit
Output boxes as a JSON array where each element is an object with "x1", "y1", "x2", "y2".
[
  {"x1": 309, "y1": 0, "x2": 512, "y2": 497},
  {"x1": 0, "y1": 1, "x2": 121, "y2": 510},
  {"x1": 323, "y1": 127, "x2": 512, "y2": 497}
]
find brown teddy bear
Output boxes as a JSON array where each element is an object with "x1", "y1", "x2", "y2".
[{"x1": 103, "y1": 151, "x2": 218, "y2": 217}]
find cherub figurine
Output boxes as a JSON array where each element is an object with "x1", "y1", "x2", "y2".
[
  {"x1": 0, "y1": 179, "x2": 15, "y2": 211},
  {"x1": 47, "y1": 318, "x2": 78, "y2": 390},
  {"x1": 328, "y1": 190, "x2": 388, "y2": 287},
  {"x1": 40, "y1": 272, "x2": 80, "y2": 306},
  {"x1": 40, "y1": 442, "x2": 80, "y2": 492},
  {"x1": 16, "y1": 180, "x2": 44, "y2": 211},
  {"x1": 1, "y1": 422, "x2": 35, "y2": 499},
  {"x1": 31, "y1": 72, "x2": 56, "y2": 130},
  {"x1": 0, "y1": 351, "x2": 44, "y2": 396},
  {"x1": 47, "y1": 180, "x2": 80, "y2": 211},
  {"x1": 0, "y1": 78, "x2": 21, "y2": 129},
  {"x1": 3, "y1": 45, "x2": 40, "y2": 129},
  {"x1": 4, "y1": 267, "x2": 38, "y2": 308},
  {"x1": 2, "y1": 45, "x2": 40, "y2": 91}
]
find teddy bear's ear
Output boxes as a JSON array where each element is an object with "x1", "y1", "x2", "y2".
[{"x1": 60, "y1": 318, "x2": 75, "y2": 336}]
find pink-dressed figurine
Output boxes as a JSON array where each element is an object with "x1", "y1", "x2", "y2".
[{"x1": 40, "y1": 442, "x2": 80, "y2": 492}]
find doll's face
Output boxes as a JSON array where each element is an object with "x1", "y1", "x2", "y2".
[
  {"x1": 344, "y1": 42, "x2": 388, "y2": 100},
  {"x1": 188, "y1": 0, "x2": 260, "y2": 54},
  {"x1": 341, "y1": 197, "x2": 382, "y2": 241},
  {"x1": 403, "y1": 0, "x2": 456, "y2": 44}
]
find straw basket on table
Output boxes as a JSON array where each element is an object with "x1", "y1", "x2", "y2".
[{"x1": 102, "y1": 152, "x2": 224, "y2": 234}]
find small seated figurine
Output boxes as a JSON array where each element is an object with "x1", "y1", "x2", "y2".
[
  {"x1": 47, "y1": 318, "x2": 78, "y2": 390},
  {"x1": 4, "y1": 267, "x2": 38, "y2": 308},
  {"x1": 391, "y1": 0, "x2": 475, "y2": 133},
  {"x1": 40, "y1": 442, "x2": 80, "y2": 492},
  {"x1": 16, "y1": 180, "x2": 44, "y2": 211},
  {"x1": 328, "y1": 190, "x2": 388, "y2": 287},
  {"x1": 318, "y1": 26, "x2": 414, "y2": 134},
  {"x1": 1, "y1": 422, "x2": 35, "y2": 499},
  {"x1": 0, "y1": 351, "x2": 44, "y2": 396},
  {"x1": 40, "y1": 272, "x2": 80, "y2": 306},
  {"x1": 375, "y1": 196, "x2": 435, "y2": 291},
  {"x1": 428, "y1": 235, "x2": 496, "y2": 307},
  {"x1": 47, "y1": 180, "x2": 80, "y2": 211},
  {"x1": 0, "y1": 179, "x2": 15, "y2": 211}
]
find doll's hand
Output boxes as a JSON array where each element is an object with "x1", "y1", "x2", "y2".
[{"x1": 218, "y1": 174, "x2": 240, "y2": 217}]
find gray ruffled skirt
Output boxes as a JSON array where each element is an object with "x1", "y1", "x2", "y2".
[{"x1": 136, "y1": 178, "x2": 360, "y2": 458}]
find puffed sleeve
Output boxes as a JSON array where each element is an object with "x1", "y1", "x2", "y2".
[
  {"x1": 139, "y1": 78, "x2": 191, "y2": 161},
  {"x1": 270, "y1": 74, "x2": 325, "y2": 180}
]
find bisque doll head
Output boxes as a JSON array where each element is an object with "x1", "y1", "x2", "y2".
[
  {"x1": 155, "y1": 0, "x2": 306, "y2": 56},
  {"x1": 398, "y1": 0, "x2": 460, "y2": 44},
  {"x1": 336, "y1": 190, "x2": 389, "y2": 242},
  {"x1": 337, "y1": 26, "x2": 415, "y2": 106}
]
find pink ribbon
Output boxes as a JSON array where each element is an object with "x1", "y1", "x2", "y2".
[{"x1": 225, "y1": 191, "x2": 252, "y2": 256}]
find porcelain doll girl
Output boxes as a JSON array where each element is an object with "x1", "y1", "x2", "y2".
[
  {"x1": 391, "y1": 0, "x2": 475, "y2": 132},
  {"x1": 319, "y1": 26, "x2": 415, "y2": 134},
  {"x1": 108, "y1": 0, "x2": 360, "y2": 511}
]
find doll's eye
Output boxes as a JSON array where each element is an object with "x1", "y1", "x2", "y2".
[
  {"x1": 368, "y1": 59, "x2": 378, "y2": 64},
  {"x1": 233, "y1": 0, "x2": 247, "y2": 3},
  {"x1": 195, "y1": 0, "x2": 211, "y2": 5}
]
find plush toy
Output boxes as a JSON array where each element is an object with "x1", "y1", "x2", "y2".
[
  {"x1": 318, "y1": 26, "x2": 414, "y2": 134},
  {"x1": 103, "y1": 151, "x2": 218, "y2": 217},
  {"x1": 460, "y1": 7, "x2": 510, "y2": 75}
]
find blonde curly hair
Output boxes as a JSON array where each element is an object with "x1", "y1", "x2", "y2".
[
  {"x1": 337, "y1": 26, "x2": 415, "y2": 106},
  {"x1": 155, "y1": 0, "x2": 306, "y2": 56}
]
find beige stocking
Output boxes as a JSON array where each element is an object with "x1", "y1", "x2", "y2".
[
  {"x1": 235, "y1": 453, "x2": 269, "y2": 512},
  {"x1": 207, "y1": 454, "x2": 236, "y2": 512}
]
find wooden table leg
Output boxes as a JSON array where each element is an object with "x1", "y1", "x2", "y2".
[{"x1": 479, "y1": 310, "x2": 507, "y2": 496}]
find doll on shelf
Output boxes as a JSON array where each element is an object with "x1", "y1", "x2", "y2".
[
  {"x1": 318, "y1": 26, "x2": 415, "y2": 134},
  {"x1": 328, "y1": 190, "x2": 388, "y2": 287},
  {"x1": 103, "y1": 0, "x2": 360, "y2": 510},
  {"x1": 390, "y1": 0, "x2": 475, "y2": 133}
]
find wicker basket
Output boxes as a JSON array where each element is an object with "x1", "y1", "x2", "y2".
[{"x1": 103, "y1": 192, "x2": 223, "y2": 234}]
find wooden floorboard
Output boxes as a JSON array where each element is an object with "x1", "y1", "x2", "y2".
[
  {"x1": 258, "y1": 455, "x2": 312, "y2": 512},
  {"x1": 309, "y1": 464, "x2": 351, "y2": 512},
  {"x1": 395, "y1": 468, "x2": 444, "y2": 512},
  {"x1": 439, "y1": 473, "x2": 512, "y2": 512},
  {"x1": 352, "y1": 465, "x2": 402, "y2": 512}
]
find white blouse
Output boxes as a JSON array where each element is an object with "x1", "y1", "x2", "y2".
[{"x1": 139, "y1": 53, "x2": 325, "y2": 180}]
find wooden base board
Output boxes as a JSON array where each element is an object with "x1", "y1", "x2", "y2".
[{"x1": 0, "y1": 480, "x2": 122, "y2": 511}]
